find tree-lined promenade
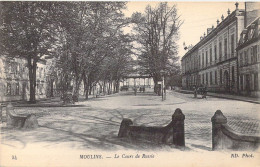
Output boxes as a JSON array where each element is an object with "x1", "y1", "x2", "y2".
[
  {"x1": 1, "y1": 89, "x2": 259, "y2": 150},
  {"x1": 0, "y1": 2, "x2": 182, "y2": 103}
]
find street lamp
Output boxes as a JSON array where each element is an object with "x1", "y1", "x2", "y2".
[{"x1": 160, "y1": 70, "x2": 166, "y2": 101}]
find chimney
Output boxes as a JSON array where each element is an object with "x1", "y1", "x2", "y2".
[
  {"x1": 235, "y1": 2, "x2": 239, "y2": 10},
  {"x1": 217, "y1": 19, "x2": 220, "y2": 25},
  {"x1": 200, "y1": 36, "x2": 203, "y2": 40},
  {"x1": 227, "y1": 9, "x2": 230, "y2": 15},
  {"x1": 244, "y1": 2, "x2": 260, "y2": 28},
  {"x1": 221, "y1": 15, "x2": 224, "y2": 21}
]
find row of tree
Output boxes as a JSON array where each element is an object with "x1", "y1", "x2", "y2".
[
  {"x1": 1, "y1": 2, "x2": 134, "y2": 102},
  {"x1": 0, "y1": 2, "x2": 182, "y2": 103}
]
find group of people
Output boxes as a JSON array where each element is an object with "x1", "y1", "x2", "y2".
[
  {"x1": 133, "y1": 86, "x2": 146, "y2": 96},
  {"x1": 193, "y1": 85, "x2": 207, "y2": 98}
]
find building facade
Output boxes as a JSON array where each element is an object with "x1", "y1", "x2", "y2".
[
  {"x1": 181, "y1": 47, "x2": 199, "y2": 89},
  {"x1": 181, "y1": 3, "x2": 260, "y2": 97},
  {"x1": 0, "y1": 56, "x2": 49, "y2": 102},
  {"x1": 237, "y1": 17, "x2": 260, "y2": 97}
]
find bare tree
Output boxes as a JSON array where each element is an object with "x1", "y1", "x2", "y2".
[{"x1": 132, "y1": 2, "x2": 182, "y2": 92}]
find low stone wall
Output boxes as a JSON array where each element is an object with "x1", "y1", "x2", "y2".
[
  {"x1": 211, "y1": 110, "x2": 260, "y2": 150},
  {"x1": 3, "y1": 103, "x2": 38, "y2": 129},
  {"x1": 118, "y1": 108, "x2": 185, "y2": 146}
]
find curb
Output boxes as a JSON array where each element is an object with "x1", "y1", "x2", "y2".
[{"x1": 175, "y1": 90, "x2": 260, "y2": 104}]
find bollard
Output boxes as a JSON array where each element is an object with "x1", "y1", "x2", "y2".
[
  {"x1": 118, "y1": 118, "x2": 133, "y2": 138},
  {"x1": 172, "y1": 108, "x2": 185, "y2": 147},
  {"x1": 211, "y1": 110, "x2": 227, "y2": 150}
]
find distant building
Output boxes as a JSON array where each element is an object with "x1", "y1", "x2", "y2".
[
  {"x1": 237, "y1": 17, "x2": 260, "y2": 97},
  {"x1": 181, "y1": 2, "x2": 260, "y2": 97},
  {"x1": 0, "y1": 56, "x2": 49, "y2": 102},
  {"x1": 181, "y1": 47, "x2": 199, "y2": 89},
  {"x1": 120, "y1": 74, "x2": 154, "y2": 88}
]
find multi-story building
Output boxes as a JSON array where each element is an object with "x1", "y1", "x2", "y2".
[
  {"x1": 198, "y1": 6, "x2": 244, "y2": 93},
  {"x1": 0, "y1": 56, "x2": 49, "y2": 102},
  {"x1": 181, "y1": 47, "x2": 199, "y2": 89},
  {"x1": 181, "y1": 2, "x2": 260, "y2": 97},
  {"x1": 237, "y1": 17, "x2": 260, "y2": 97}
]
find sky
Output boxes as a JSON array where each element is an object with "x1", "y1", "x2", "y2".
[{"x1": 123, "y1": 1, "x2": 244, "y2": 61}]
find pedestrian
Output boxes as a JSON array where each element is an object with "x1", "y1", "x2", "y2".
[
  {"x1": 134, "y1": 86, "x2": 137, "y2": 96},
  {"x1": 194, "y1": 85, "x2": 197, "y2": 98},
  {"x1": 202, "y1": 85, "x2": 207, "y2": 99}
]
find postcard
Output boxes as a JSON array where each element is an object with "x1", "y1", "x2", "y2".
[{"x1": 0, "y1": 1, "x2": 259, "y2": 167}]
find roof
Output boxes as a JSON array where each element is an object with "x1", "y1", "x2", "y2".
[
  {"x1": 181, "y1": 9, "x2": 245, "y2": 61},
  {"x1": 237, "y1": 17, "x2": 260, "y2": 50}
]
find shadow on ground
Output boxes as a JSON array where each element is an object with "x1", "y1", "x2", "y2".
[{"x1": 1, "y1": 91, "x2": 259, "y2": 151}]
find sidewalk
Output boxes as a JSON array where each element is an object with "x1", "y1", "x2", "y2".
[
  {"x1": 176, "y1": 89, "x2": 260, "y2": 104},
  {"x1": 1, "y1": 92, "x2": 120, "y2": 108}
]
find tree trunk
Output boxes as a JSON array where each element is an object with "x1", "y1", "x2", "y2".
[
  {"x1": 50, "y1": 79, "x2": 54, "y2": 97},
  {"x1": 113, "y1": 81, "x2": 116, "y2": 93},
  {"x1": 72, "y1": 75, "x2": 82, "y2": 102},
  {"x1": 28, "y1": 58, "x2": 37, "y2": 103},
  {"x1": 99, "y1": 83, "x2": 103, "y2": 94},
  {"x1": 89, "y1": 84, "x2": 92, "y2": 95},
  {"x1": 108, "y1": 81, "x2": 111, "y2": 95},
  {"x1": 153, "y1": 77, "x2": 158, "y2": 93},
  {"x1": 103, "y1": 81, "x2": 106, "y2": 95},
  {"x1": 116, "y1": 79, "x2": 120, "y2": 93},
  {"x1": 83, "y1": 75, "x2": 89, "y2": 100}
]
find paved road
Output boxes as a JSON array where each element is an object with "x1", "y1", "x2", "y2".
[{"x1": 1, "y1": 89, "x2": 259, "y2": 151}]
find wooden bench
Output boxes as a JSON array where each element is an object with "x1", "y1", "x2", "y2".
[{"x1": 6, "y1": 105, "x2": 38, "y2": 129}]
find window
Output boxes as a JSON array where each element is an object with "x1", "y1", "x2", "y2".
[
  {"x1": 219, "y1": 42, "x2": 222, "y2": 61},
  {"x1": 232, "y1": 66, "x2": 235, "y2": 82},
  {"x1": 199, "y1": 55, "x2": 201, "y2": 68},
  {"x1": 6, "y1": 83, "x2": 11, "y2": 95},
  {"x1": 215, "y1": 71, "x2": 217, "y2": 84},
  {"x1": 224, "y1": 38, "x2": 227, "y2": 60},
  {"x1": 244, "y1": 50, "x2": 248, "y2": 65},
  {"x1": 240, "y1": 75, "x2": 243, "y2": 90},
  {"x1": 210, "y1": 72, "x2": 213, "y2": 84},
  {"x1": 256, "y1": 45, "x2": 260, "y2": 61},
  {"x1": 231, "y1": 34, "x2": 235, "y2": 55},
  {"x1": 11, "y1": 62, "x2": 14, "y2": 73},
  {"x1": 206, "y1": 72, "x2": 208, "y2": 85},
  {"x1": 202, "y1": 74, "x2": 205, "y2": 84},
  {"x1": 206, "y1": 51, "x2": 208, "y2": 65},
  {"x1": 253, "y1": 45, "x2": 257, "y2": 63},
  {"x1": 254, "y1": 73, "x2": 258, "y2": 91},
  {"x1": 39, "y1": 84, "x2": 43, "y2": 95},
  {"x1": 240, "y1": 52, "x2": 243, "y2": 66},
  {"x1": 15, "y1": 83, "x2": 19, "y2": 95},
  {"x1": 210, "y1": 48, "x2": 212, "y2": 63},
  {"x1": 39, "y1": 68, "x2": 42, "y2": 78},
  {"x1": 220, "y1": 69, "x2": 222, "y2": 84},
  {"x1": 202, "y1": 53, "x2": 204, "y2": 67},
  {"x1": 214, "y1": 45, "x2": 217, "y2": 61}
]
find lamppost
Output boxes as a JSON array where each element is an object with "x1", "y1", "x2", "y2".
[{"x1": 160, "y1": 70, "x2": 166, "y2": 101}]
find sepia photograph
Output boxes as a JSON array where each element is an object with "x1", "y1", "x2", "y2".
[{"x1": 0, "y1": 1, "x2": 259, "y2": 167}]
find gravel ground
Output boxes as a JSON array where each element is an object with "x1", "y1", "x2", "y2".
[{"x1": 1, "y1": 88, "x2": 259, "y2": 152}]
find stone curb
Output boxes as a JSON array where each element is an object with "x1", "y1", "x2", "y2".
[{"x1": 176, "y1": 90, "x2": 260, "y2": 104}]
